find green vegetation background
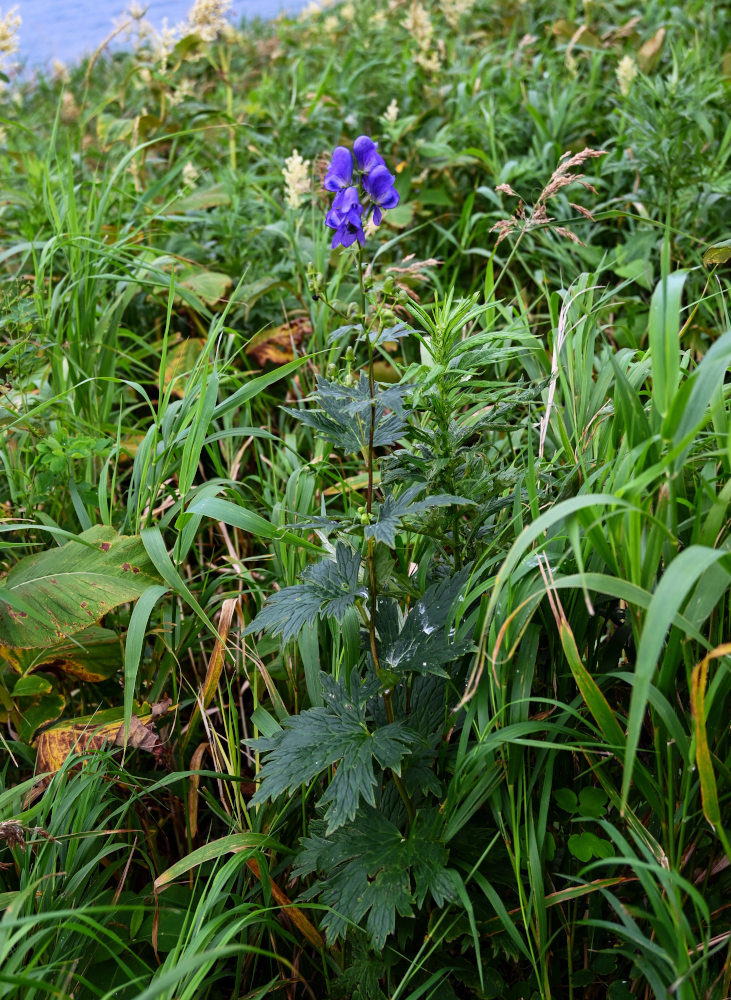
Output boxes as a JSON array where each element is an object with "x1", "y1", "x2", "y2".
[{"x1": 0, "y1": 1, "x2": 730, "y2": 998}]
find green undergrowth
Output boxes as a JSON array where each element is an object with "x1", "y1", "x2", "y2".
[{"x1": 0, "y1": 0, "x2": 730, "y2": 998}]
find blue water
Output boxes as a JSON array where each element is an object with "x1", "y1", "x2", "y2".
[{"x1": 15, "y1": 0, "x2": 307, "y2": 68}]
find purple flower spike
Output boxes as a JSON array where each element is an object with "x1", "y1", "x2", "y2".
[
  {"x1": 324, "y1": 146, "x2": 353, "y2": 192},
  {"x1": 363, "y1": 164, "x2": 400, "y2": 225},
  {"x1": 353, "y1": 135, "x2": 385, "y2": 174}
]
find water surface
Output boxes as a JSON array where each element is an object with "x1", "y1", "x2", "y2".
[{"x1": 16, "y1": 0, "x2": 306, "y2": 68}]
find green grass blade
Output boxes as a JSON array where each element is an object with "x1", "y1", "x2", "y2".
[
  {"x1": 622, "y1": 545, "x2": 730, "y2": 808},
  {"x1": 123, "y1": 584, "x2": 170, "y2": 747},
  {"x1": 648, "y1": 270, "x2": 687, "y2": 419}
]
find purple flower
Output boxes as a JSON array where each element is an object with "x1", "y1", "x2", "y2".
[
  {"x1": 326, "y1": 191, "x2": 365, "y2": 248},
  {"x1": 324, "y1": 146, "x2": 353, "y2": 193},
  {"x1": 353, "y1": 135, "x2": 385, "y2": 174},
  {"x1": 363, "y1": 164, "x2": 400, "y2": 225},
  {"x1": 323, "y1": 136, "x2": 399, "y2": 248},
  {"x1": 332, "y1": 184, "x2": 360, "y2": 215}
]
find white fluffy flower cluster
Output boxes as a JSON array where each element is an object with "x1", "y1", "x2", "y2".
[
  {"x1": 184, "y1": 0, "x2": 233, "y2": 42},
  {"x1": 403, "y1": 1, "x2": 442, "y2": 74},
  {"x1": 440, "y1": 0, "x2": 476, "y2": 30},
  {"x1": 282, "y1": 149, "x2": 311, "y2": 210},
  {"x1": 0, "y1": 5, "x2": 21, "y2": 72},
  {"x1": 616, "y1": 55, "x2": 638, "y2": 97}
]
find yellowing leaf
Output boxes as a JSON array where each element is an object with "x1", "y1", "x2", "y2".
[
  {"x1": 35, "y1": 699, "x2": 171, "y2": 774},
  {"x1": 637, "y1": 27, "x2": 666, "y2": 72},
  {"x1": 161, "y1": 338, "x2": 208, "y2": 398},
  {"x1": 702, "y1": 239, "x2": 731, "y2": 266},
  {"x1": 0, "y1": 527, "x2": 162, "y2": 648},
  {"x1": 0, "y1": 627, "x2": 121, "y2": 682},
  {"x1": 244, "y1": 317, "x2": 309, "y2": 366},
  {"x1": 179, "y1": 269, "x2": 232, "y2": 305},
  {"x1": 691, "y1": 644, "x2": 731, "y2": 840}
]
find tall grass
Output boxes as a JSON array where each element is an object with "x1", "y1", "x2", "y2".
[{"x1": 1, "y1": 0, "x2": 729, "y2": 997}]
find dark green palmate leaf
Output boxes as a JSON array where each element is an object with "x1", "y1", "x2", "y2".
[
  {"x1": 248, "y1": 673, "x2": 413, "y2": 833},
  {"x1": 376, "y1": 569, "x2": 473, "y2": 677},
  {"x1": 294, "y1": 807, "x2": 455, "y2": 949},
  {"x1": 284, "y1": 375, "x2": 408, "y2": 453},
  {"x1": 331, "y1": 937, "x2": 388, "y2": 1000},
  {"x1": 244, "y1": 542, "x2": 367, "y2": 642},
  {"x1": 365, "y1": 484, "x2": 474, "y2": 547}
]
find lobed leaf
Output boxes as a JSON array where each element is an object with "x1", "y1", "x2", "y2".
[
  {"x1": 244, "y1": 542, "x2": 367, "y2": 642},
  {"x1": 248, "y1": 673, "x2": 413, "y2": 833},
  {"x1": 285, "y1": 375, "x2": 408, "y2": 454},
  {"x1": 294, "y1": 807, "x2": 453, "y2": 950},
  {"x1": 377, "y1": 569, "x2": 473, "y2": 677},
  {"x1": 365, "y1": 484, "x2": 474, "y2": 548}
]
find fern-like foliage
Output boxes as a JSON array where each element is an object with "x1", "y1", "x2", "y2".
[
  {"x1": 244, "y1": 542, "x2": 366, "y2": 641},
  {"x1": 248, "y1": 673, "x2": 413, "y2": 833}
]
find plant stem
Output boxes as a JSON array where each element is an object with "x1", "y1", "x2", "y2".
[
  {"x1": 358, "y1": 246, "x2": 415, "y2": 827},
  {"x1": 219, "y1": 48, "x2": 237, "y2": 172}
]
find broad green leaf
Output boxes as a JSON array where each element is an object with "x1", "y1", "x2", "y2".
[
  {"x1": 11, "y1": 673, "x2": 53, "y2": 697},
  {"x1": 568, "y1": 832, "x2": 613, "y2": 862},
  {"x1": 0, "y1": 527, "x2": 162, "y2": 648},
  {"x1": 578, "y1": 786, "x2": 609, "y2": 818},
  {"x1": 18, "y1": 692, "x2": 65, "y2": 743},
  {"x1": 174, "y1": 183, "x2": 231, "y2": 212},
  {"x1": 554, "y1": 788, "x2": 578, "y2": 813},
  {"x1": 179, "y1": 269, "x2": 232, "y2": 305},
  {"x1": 384, "y1": 201, "x2": 414, "y2": 228}
]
